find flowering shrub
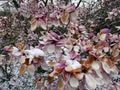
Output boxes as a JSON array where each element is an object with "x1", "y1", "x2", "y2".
[{"x1": 0, "y1": 0, "x2": 120, "y2": 90}]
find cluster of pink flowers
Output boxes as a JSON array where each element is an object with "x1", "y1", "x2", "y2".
[
  {"x1": 0, "y1": 0, "x2": 120, "y2": 90},
  {"x1": 107, "y1": 8, "x2": 120, "y2": 20},
  {"x1": 18, "y1": 0, "x2": 78, "y2": 31},
  {"x1": 5, "y1": 27, "x2": 120, "y2": 89}
]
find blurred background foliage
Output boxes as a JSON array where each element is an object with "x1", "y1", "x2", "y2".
[{"x1": 0, "y1": 0, "x2": 120, "y2": 31}]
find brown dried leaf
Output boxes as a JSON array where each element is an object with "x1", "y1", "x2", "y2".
[
  {"x1": 48, "y1": 61, "x2": 56, "y2": 67},
  {"x1": 47, "y1": 76, "x2": 54, "y2": 83},
  {"x1": 58, "y1": 78, "x2": 64, "y2": 89},
  {"x1": 32, "y1": 57, "x2": 39, "y2": 64},
  {"x1": 34, "y1": 76, "x2": 44, "y2": 89},
  {"x1": 15, "y1": 43, "x2": 23, "y2": 50},
  {"x1": 72, "y1": 68, "x2": 82, "y2": 73},
  {"x1": 106, "y1": 58, "x2": 114, "y2": 68},
  {"x1": 24, "y1": 58, "x2": 30, "y2": 66},
  {"x1": 61, "y1": 9, "x2": 69, "y2": 24},
  {"x1": 19, "y1": 64, "x2": 27, "y2": 75},
  {"x1": 30, "y1": 17, "x2": 36, "y2": 24},
  {"x1": 49, "y1": 70, "x2": 60, "y2": 77},
  {"x1": 56, "y1": 68, "x2": 63, "y2": 73}
]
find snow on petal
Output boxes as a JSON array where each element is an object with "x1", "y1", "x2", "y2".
[
  {"x1": 24, "y1": 48, "x2": 45, "y2": 57},
  {"x1": 66, "y1": 60, "x2": 81, "y2": 69},
  {"x1": 12, "y1": 47, "x2": 22, "y2": 56},
  {"x1": 71, "y1": 60, "x2": 81, "y2": 69}
]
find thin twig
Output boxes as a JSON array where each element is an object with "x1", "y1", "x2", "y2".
[
  {"x1": 41, "y1": 0, "x2": 48, "y2": 6},
  {"x1": 76, "y1": 0, "x2": 82, "y2": 9},
  {"x1": 50, "y1": 0, "x2": 53, "y2": 4},
  {"x1": 0, "y1": 65, "x2": 9, "y2": 79},
  {"x1": 45, "y1": 0, "x2": 48, "y2": 6}
]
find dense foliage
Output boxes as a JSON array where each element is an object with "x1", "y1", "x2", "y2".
[{"x1": 0, "y1": 0, "x2": 120, "y2": 90}]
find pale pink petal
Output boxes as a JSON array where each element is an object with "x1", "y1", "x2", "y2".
[
  {"x1": 69, "y1": 76, "x2": 79, "y2": 88},
  {"x1": 73, "y1": 45, "x2": 79, "y2": 52},
  {"x1": 65, "y1": 84, "x2": 76, "y2": 90},
  {"x1": 65, "y1": 65, "x2": 73, "y2": 72},
  {"x1": 12, "y1": 47, "x2": 22, "y2": 56},
  {"x1": 94, "y1": 78, "x2": 105, "y2": 86},
  {"x1": 31, "y1": 22, "x2": 37, "y2": 31},
  {"x1": 102, "y1": 62, "x2": 111, "y2": 74},
  {"x1": 101, "y1": 28, "x2": 110, "y2": 33},
  {"x1": 27, "y1": 65, "x2": 35, "y2": 76},
  {"x1": 91, "y1": 61, "x2": 100, "y2": 70},
  {"x1": 75, "y1": 73, "x2": 84, "y2": 80},
  {"x1": 40, "y1": 23, "x2": 47, "y2": 30},
  {"x1": 111, "y1": 66, "x2": 119, "y2": 75},
  {"x1": 70, "y1": 11, "x2": 78, "y2": 23},
  {"x1": 103, "y1": 47, "x2": 109, "y2": 52},
  {"x1": 99, "y1": 34, "x2": 106, "y2": 41},
  {"x1": 41, "y1": 62, "x2": 49, "y2": 70},
  {"x1": 112, "y1": 49, "x2": 119, "y2": 57},
  {"x1": 46, "y1": 44, "x2": 55, "y2": 53},
  {"x1": 85, "y1": 74, "x2": 97, "y2": 89},
  {"x1": 66, "y1": 4, "x2": 76, "y2": 13},
  {"x1": 19, "y1": 56, "x2": 26, "y2": 64},
  {"x1": 95, "y1": 70, "x2": 103, "y2": 79}
]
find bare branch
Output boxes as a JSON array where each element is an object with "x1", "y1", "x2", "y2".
[
  {"x1": 41, "y1": 0, "x2": 48, "y2": 6},
  {"x1": 51, "y1": 0, "x2": 53, "y2": 4},
  {"x1": 76, "y1": 0, "x2": 82, "y2": 9},
  {"x1": 45, "y1": 0, "x2": 48, "y2": 6}
]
